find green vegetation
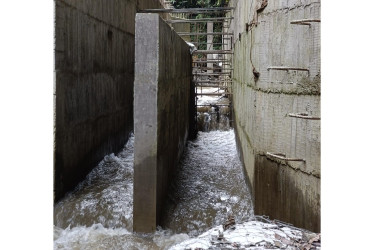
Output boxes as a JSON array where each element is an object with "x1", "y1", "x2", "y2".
[
  {"x1": 171, "y1": 0, "x2": 229, "y2": 8},
  {"x1": 171, "y1": 0, "x2": 229, "y2": 51}
]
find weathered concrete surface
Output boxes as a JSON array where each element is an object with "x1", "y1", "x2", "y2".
[
  {"x1": 133, "y1": 13, "x2": 193, "y2": 233},
  {"x1": 228, "y1": 0, "x2": 321, "y2": 232},
  {"x1": 54, "y1": 0, "x2": 164, "y2": 202}
]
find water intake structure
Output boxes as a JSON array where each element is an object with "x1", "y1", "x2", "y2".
[{"x1": 54, "y1": 2, "x2": 321, "y2": 249}]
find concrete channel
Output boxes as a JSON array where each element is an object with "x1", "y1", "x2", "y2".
[{"x1": 54, "y1": 0, "x2": 321, "y2": 243}]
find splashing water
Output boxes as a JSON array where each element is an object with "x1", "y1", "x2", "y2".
[
  {"x1": 54, "y1": 129, "x2": 253, "y2": 249},
  {"x1": 161, "y1": 130, "x2": 254, "y2": 236}
]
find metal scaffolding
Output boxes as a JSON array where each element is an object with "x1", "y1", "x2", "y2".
[{"x1": 143, "y1": 6, "x2": 234, "y2": 130}]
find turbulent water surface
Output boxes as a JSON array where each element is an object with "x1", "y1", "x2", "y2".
[
  {"x1": 54, "y1": 128, "x2": 253, "y2": 249},
  {"x1": 161, "y1": 130, "x2": 253, "y2": 236}
]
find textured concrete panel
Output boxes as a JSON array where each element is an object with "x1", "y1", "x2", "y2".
[
  {"x1": 133, "y1": 13, "x2": 193, "y2": 233},
  {"x1": 229, "y1": 0, "x2": 320, "y2": 232},
  {"x1": 54, "y1": 0, "x2": 164, "y2": 202}
]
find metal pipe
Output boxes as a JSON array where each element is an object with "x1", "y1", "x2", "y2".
[
  {"x1": 194, "y1": 81, "x2": 232, "y2": 84},
  {"x1": 193, "y1": 50, "x2": 234, "y2": 54},
  {"x1": 196, "y1": 104, "x2": 230, "y2": 106},
  {"x1": 195, "y1": 67, "x2": 233, "y2": 70},
  {"x1": 196, "y1": 84, "x2": 230, "y2": 87},
  {"x1": 190, "y1": 42, "x2": 228, "y2": 45},
  {"x1": 193, "y1": 60, "x2": 231, "y2": 63},
  {"x1": 193, "y1": 73, "x2": 231, "y2": 75},
  {"x1": 195, "y1": 93, "x2": 232, "y2": 96}
]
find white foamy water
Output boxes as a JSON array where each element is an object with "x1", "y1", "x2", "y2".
[
  {"x1": 196, "y1": 87, "x2": 226, "y2": 106},
  {"x1": 54, "y1": 135, "x2": 136, "y2": 230},
  {"x1": 54, "y1": 129, "x2": 256, "y2": 249},
  {"x1": 161, "y1": 130, "x2": 254, "y2": 236},
  {"x1": 170, "y1": 220, "x2": 319, "y2": 250}
]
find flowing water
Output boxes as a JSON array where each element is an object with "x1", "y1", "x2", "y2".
[
  {"x1": 161, "y1": 130, "x2": 253, "y2": 236},
  {"x1": 54, "y1": 123, "x2": 253, "y2": 249}
]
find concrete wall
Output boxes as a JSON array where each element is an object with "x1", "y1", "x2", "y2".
[
  {"x1": 133, "y1": 14, "x2": 193, "y2": 233},
  {"x1": 228, "y1": 0, "x2": 321, "y2": 232},
  {"x1": 54, "y1": 0, "x2": 164, "y2": 202}
]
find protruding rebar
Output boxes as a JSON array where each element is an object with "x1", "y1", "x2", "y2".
[
  {"x1": 290, "y1": 19, "x2": 321, "y2": 25},
  {"x1": 267, "y1": 66, "x2": 309, "y2": 72},
  {"x1": 288, "y1": 113, "x2": 321, "y2": 120},
  {"x1": 266, "y1": 152, "x2": 305, "y2": 162}
]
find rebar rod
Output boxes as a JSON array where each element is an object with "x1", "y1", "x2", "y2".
[
  {"x1": 267, "y1": 66, "x2": 309, "y2": 72},
  {"x1": 288, "y1": 113, "x2": 321, "y2": 120},
  {"x1": 290, "y1": 19, "x2": 321, "y2": 25},
  {"x1": 266, "y1": 152, "x2": 305, "y2": 162}
]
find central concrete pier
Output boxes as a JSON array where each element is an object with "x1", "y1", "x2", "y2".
[{"x1": 133, "y1": 13, "x2": 194, "y2": 233}]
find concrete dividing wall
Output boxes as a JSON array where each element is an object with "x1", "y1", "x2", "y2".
[
  {"x1": 228, "y1": 0, "x2": 321, "y2": 232},
  {"x1": 133, "y1": 13, "x2": 193, "y2": 233},
  {"x1": 54, "y1": 0, "x2": 164, "y2": 202}
]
